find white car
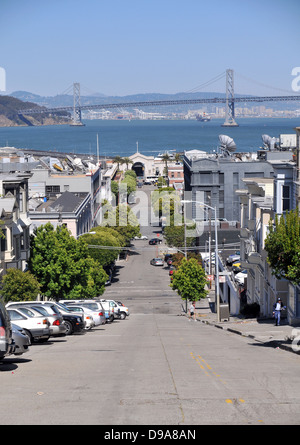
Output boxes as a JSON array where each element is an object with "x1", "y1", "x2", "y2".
[
  {"x1": 106, "y1": 299, "x2": 130, "y2": 320},
  {"x1": 134, "y1": 235, "x2": 148, "y2": 240},
  {"x1": 7, "y1": 307, "x2": 51, "y2": 343},
  {"x1": 59, "y1": 300, "x2": 107, "y2": 325},
  {"x1": 64, "y1": 305, "x2": 103, "y2": 328},
  {"x1": 235, "y1": 269, "x2": 248, "y2": 285}
]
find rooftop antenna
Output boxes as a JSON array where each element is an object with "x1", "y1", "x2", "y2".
[
  {"x1": 219, "y1": 134, "x2": 237, "y2": 157},
  {"x1": 261, "y1": 134, "x2": 279, "y2": 151}
]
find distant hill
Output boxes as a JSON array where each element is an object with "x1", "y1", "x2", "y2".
[{"x1": 0, "y1": 95, "x2": 70, "y2": 127}]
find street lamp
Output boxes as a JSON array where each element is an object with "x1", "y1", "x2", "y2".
[{"x1": 181, "y1": 199, "x2": 220, "y2": 322}]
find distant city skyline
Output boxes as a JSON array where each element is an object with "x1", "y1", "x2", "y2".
[{"x1": 1, "y1": 0, "x2": 299, "y2": 98}]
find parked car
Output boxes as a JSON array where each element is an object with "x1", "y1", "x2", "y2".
[
  {"x1": 226, "y1": 251, "x2": 240, "y2": 266},
  {"x1": 235, "y1": 269, "x2": 248, "y2": 285},
  {"x1": 0, "y1": 299, "x2": 14, "y2": 360},
  {"x1": 63, "y1": 305, "x2": 101, "y2": 328},
  {"x1": 134, "y1": 235, "x2": 148, "y2": 240},
  {"x1": 164, "y1": 254, "x2": 173, "y2": 262},
  {"x1": 150, "y1": 258, "x2": 164, "y2": 266},
  {"x1": 11, "y1": 323, "x2": 30, "y2": 356},
  {"x1": 49, "y1": 302, "x2": 85, "y2": 334},
  {"x1": 6, "y1": 302, "x2": 67, "y2": 338},
  {"x1": 59, "y1": 300, "x2": 106, "y2": 325},
  {"x1": 99, "y1": 299, "x2": 120, "y2": 322},
  {"x1": 64, "y1": 306, "x2": 95, "y2": 330},
  {"x1": 6, "y1": 307, "x2": 50, "y2": 343},
  {"x1": 149, "y1": 238, "x2": 162, "y2": 245},
  {"x1": 106, "y1": 299, "x2": 129, "y2": 320}
]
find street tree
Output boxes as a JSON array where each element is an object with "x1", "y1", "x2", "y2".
[
  {"x1": 163, "y1": 224, "x2": 196, "y2": 249},
  {"x1": 265, "y1": 208, "x2": 300, "y2": 284},
  {"x1": 113, "y1": 156, "x2": 124, "y2": 171},
  {"x1": 1, "y1": 268, "x2": 41, "y2": 303},
  {"x1": 28, "y1": 223, "x2": 107, "y2": 300},
  {"x1": 171, "y1": 257, "x2": 208, "y2": 303},
  {"x1": 82, "y1": 227, "x2": 124, "y2": 267},
  {"x1": 122, "y1": 157, "x2": 133, "y2": 170},
  {"x1": 102, "y1": 203, "x2": 140, "y2": 245}
]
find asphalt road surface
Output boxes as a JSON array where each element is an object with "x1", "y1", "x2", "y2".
[{"x1": 1, "y1": 186, "x2": 300, "y2": 426}]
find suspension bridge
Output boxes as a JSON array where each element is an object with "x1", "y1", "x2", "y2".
[{"x1": 18, "y1": 69, "x2": 300, "y2": 127}]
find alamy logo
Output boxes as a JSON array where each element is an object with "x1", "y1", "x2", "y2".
[
  {"x1": 291, "y1": 67, "x2": 300, "y2": 92},
  {"x1": 0, "y1": 67, "x2": 6, "y2": 92}
]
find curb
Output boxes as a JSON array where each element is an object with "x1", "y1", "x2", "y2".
[{"x1": 198, "y1": 317, "x2": 299, "y2": 355}]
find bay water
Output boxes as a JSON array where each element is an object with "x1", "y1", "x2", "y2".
[{"x1": 0, "y1": 118, "x2": 299, "y2": 158}]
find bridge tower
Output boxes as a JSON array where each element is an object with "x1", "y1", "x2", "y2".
[
  {"x1": 222, "y1": 69, "x2": 239, "y2": 127},
  {"x1": 70, "y1": 82, "x2": 85, "y2": 126}
]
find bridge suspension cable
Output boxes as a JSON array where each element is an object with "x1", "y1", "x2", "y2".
[
  {"x1": 234, "y1": 71, "x2": 300, "y2": 96},
  {"x1": 184, "y1": 71, "x2": 226, "y2": 94}
]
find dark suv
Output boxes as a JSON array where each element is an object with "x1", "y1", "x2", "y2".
[
  {"x1": 149, "y1": 238, "x2": 162, "y2": 245},
  {"x1": 0, "y1": 299, "x2": 14, "y2": 360}
]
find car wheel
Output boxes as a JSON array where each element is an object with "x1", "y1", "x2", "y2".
[
  {"x1": 23, "y1": 329, "x2": 33, "y2": 344},
  {"x1": 64, "y1": 320, "x2": 73, "y2": 335},
  {"x1": 120, "y1": 312, "x2": 126, "y2": 320},
  {"x1": 109, "y1": 315, "x2": 114, "y2": 323}
]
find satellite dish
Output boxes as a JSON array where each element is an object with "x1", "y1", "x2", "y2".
[
  {"x1": 261, "y1": 134, "x2": 279, "y2": 151},
  {"x1": 219, "y1": 135, "x2": 236, "y2": 156}
]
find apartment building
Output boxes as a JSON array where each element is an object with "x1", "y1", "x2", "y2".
[{"x1": 0, "y1": 152, "x2": 38, "y2": 275}]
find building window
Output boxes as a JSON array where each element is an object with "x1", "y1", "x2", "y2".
[
  {"x1": 46, "y1": 185, "x2": 60, "y2": 195},
  {"x1": 282, "y1": 185, "x2": 290, "y2": 211}
]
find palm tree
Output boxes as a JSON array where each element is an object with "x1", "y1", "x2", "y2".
[
  {"x1": 161, "y1": 153, "x2": 170, "y2": 186},
  {"x1": 122, "y1": 157, "x2": 133, "y2": 170},
  {"x1": 113, "y1": 156, "x2": 124, "y2": 171}
]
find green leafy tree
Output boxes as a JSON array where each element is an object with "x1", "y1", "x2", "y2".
[
  {"x1": 171, "y1": 252, "x2": 203, "y2": 269},
  {"x1": 82, "y1": 227, "x2": 124, "y2": 267},
  {"x1": 102, "y1": 203, "x2": 140, "y2": 245},
  {"x1": 28, "y1": 223, "x2": 107, "y2": 300},
  {"x1": 171, "y1": 257, "x2": 208, "y2": 303},
  {"x1": 163, "y1": 224, "x2": 196, "y2": 249},
  {"x1": 157, "y1": 176, "x2": 167, "y2": 188},
  {"x1": 1, "y1": 269, "x2": 41, "y2": 303},
  {"x1": 124, "y1": 169, "x2": 136, "y2": 179},
  {"x1": 111, "y1": 181, "x2": 119, "y2": 200},
  {"x1": 265, "y1": 209, "x2": 300, "y2": 284},
  {"x1": 120, "y1": 175, "x2": 136, "y2": 197}
]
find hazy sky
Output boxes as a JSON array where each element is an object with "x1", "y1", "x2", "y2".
[{"x1": 1, "y1": 0, "x2": 299, "y2": 97}]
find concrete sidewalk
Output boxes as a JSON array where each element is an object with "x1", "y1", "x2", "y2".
[{"x1": 192, "y1": 292, "x2": 300, "y2": 356}]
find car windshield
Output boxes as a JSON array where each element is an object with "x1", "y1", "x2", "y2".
[
  {"x1": 68, "y1": 306, "x2": 83, "y2": 312},
  {"x1": 8, "y1": 310, "x2": 26, "y2": 321},
  {"x1": 18, "y1": 307, "x2": 37, "y2": 317},
  {"x1": 82, "y1": 303, "x2": 98, "y2": 310},
  {"x1": 55, "y1": 302, "x2": 73, "y2": 313},
  {"x1": 32, "y1": 306, "x2": 48, "y2": 316}
]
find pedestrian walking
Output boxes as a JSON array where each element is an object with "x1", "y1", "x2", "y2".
[
  {"x1": 273, "y1": 298, "x2": 286, "y2": 326},
  {"x1": 188, "y1": 301, "x2": 196, "y2": 321}
]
